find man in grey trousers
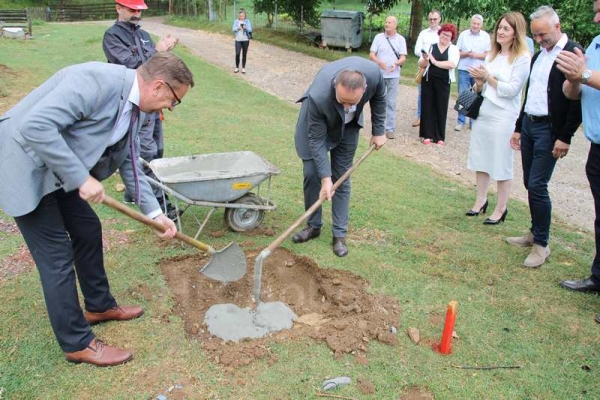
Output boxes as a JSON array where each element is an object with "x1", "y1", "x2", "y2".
[{"x1": 292, "y1": 56, "x2": 387, "y2": 257}]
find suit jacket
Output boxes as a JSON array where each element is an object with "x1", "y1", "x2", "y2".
[
  {"x1": 294, "y1": 56, "x2": 386, "y2": 179},
  {"x1": 0, "y1": 62, "x2": 158, "y2": 217},
  {"x1": 515, "y1": 39, "x2": 583, "y2": 144}
]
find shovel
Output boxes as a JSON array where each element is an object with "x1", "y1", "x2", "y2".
[
  {"x1": 102, "y1": 195, "x2": 246, "y2": 283},
  {"x1": 252, "y1": 144, "x2": 378, "y2": 303}
]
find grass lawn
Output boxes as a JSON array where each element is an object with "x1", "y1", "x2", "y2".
[{"x1": 1, "y1": 22, "x2": 600, "y2": 399}]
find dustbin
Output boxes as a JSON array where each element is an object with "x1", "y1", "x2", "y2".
[{"x1": 320, "y1": 10, "x2": 364, "y2": 50}]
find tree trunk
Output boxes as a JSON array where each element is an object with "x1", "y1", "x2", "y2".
[{"x1": 408, "y1": 0, "x2": 424, "y2": 52}]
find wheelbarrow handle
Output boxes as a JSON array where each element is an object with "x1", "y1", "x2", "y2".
[
  {"x1": 102, "y1": 195, "x2": 215, "y2": 254},
  {"x1": 266, "y1": 143, "x2": 377, "y2": 253}
]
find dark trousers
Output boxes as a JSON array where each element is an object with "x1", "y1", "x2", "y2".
[
  {"x1": 302, "y1": 130, "x2": 359, "y2": 238},
  {"x1": 520, "y1": 118, "x2": 557, "y2": 247},
  {"x1": 419, "y1": 74, "x2": 450, "y2": 142},
  {"x1": 587, "y1": 143, "x2": 600, "y2": 284},
  {"x1": 235, "y1": 40, "x2": 249, "y2": 68},
  {"x1": 14, "y1": 189, "x2": 116, "y2": 352}
]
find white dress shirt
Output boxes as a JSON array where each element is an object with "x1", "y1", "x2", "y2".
[
  {"x1": 109, "y1": 74, "x2": 141, "y2": 145},
  {"x1": 456, "y1": 29, "x2": 491, "y2": 70},
  {"x1": 524, "y1": 34, "x2": 568, "y2": 116}
]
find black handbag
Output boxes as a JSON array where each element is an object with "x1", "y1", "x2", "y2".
[{"x1": 454, "y1": 88, "x2": 484, "y2": 119}]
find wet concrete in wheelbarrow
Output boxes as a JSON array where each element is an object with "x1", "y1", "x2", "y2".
[{"x1": 160, "y1": 248, "x2": 401, "y2": 368}]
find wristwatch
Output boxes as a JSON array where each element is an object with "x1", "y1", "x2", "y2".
[{"x1": 582, "y1": 69, "x2": 592, "y2": 84}]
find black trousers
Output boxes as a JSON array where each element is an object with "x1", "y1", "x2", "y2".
[
  {"x1": 14, "y1": 189, "x2": 116, "y2": 352},
  {"x1": 235, "y1": 40, "x2": 249, "y2": 68},
  {"x1": 587, "y1": 143, "x2": 600, "y2": 284},
  {"x1": 419, "y1": 74, "x2": 451, "y2": 143}
]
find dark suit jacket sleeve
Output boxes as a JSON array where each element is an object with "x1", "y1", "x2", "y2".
[
  {"x1": 306, "y1": 95, "x2": 333, "y2": 179},
  {"x1": 369, "y1": 73, "x2": 387, "y2": 136},
  {"x1": 555, "y1": 42, "x2": 584, "y2": 144}
]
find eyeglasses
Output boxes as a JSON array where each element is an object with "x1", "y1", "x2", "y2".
[{"x1": 164, "y1": 81, "x2": 182, "y2": 107}]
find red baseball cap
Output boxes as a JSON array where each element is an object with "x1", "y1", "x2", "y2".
[{"x1": 115, "y1": 0, "x2": 148, "y2": 10}]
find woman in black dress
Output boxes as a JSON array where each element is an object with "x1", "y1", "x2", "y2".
[{"x1": 418, "y1": 24, "x2": 460, "y2": 146}]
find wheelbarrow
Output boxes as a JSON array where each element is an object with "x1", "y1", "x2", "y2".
[{"x1": 143, "y1": 151, "x2": 279, "y2": 239}]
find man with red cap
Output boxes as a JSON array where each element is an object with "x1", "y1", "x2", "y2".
[{"x1": 103, "y1": 0, "x2": 180, "y2": 220}]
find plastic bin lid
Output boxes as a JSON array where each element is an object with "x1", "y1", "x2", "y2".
[{"x1": 320, "y1": 10, "x2": 363, "y2": 19}]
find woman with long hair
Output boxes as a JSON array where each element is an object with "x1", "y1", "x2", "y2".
[
  {"x1": 418, "y1": 23, "x2": 460, "y2": 146},
  {"x1": 466, "y1": 12, "x2": 531, "y2": 224},
  {"x1": 232, "y1": 9, "x2": 252, "y2": 73}
]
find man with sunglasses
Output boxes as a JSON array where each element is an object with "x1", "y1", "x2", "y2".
[
  {"x1": 292, "y1": 57, "x2": 387, "y2": 257},
  {"x1": 103, "y1": 0, "x2": 180, "y2": 220},
  {"x1": 413, "y1": 9, "x2": 441, "y2": 127},
  {"x1": 0, "y1": 52, "x2": 194, "y2": 366}
]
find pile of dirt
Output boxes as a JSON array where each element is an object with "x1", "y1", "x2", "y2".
[{"x1": 160, "y1": 247, "x2": 401, "y2": 368}]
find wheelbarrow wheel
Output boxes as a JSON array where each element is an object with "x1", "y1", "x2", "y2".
[{"x1": 225, "y1": 193, "x2": 265, "y2": 232}]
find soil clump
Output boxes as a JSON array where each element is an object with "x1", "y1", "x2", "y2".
[{"x1": 160, "y1": 247, "x2": 400, "y2": 368}]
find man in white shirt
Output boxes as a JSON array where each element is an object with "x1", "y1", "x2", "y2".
[
  {"x1": 369, "y1": 15, "x2": 407, "y2": 139},
  {"x1": 455, "y1": 14, "x2": 490, "y2": 131},
  {"x1": 508, "y1": 6, "x2": 582, "y2": 268},
  {"x1": 413, "y1": 9, "x2": 441, "y2": 127}
]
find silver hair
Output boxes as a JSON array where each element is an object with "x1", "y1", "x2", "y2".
[
  {"x1": 334, "y1": 69, "x2": 367, "y2": 90},
  {"x1": 471, "y1": 14, "x2": 483, "y2": 23},
  {"x1": 530, "y1": 5, "x2": 560, "y2": 24}
]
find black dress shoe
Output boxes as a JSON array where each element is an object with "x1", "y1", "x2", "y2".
[
  {"x1": 292, "y1": 226, "x2": 321, "y2": 244},
  {"x1": 483, "y1": 209, "x2": 508, "y2": 225},
  {"x1": 466, "y1": 200, "x2": 488, "y2": 216},
  {"x1": 332, "y1": 237, "x2": 348, "y2": 257},
  {"x1": 560, "y1": 277, "x2": 600, "y2": 292}
]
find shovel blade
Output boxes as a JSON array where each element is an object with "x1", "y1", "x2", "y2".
[{"x1": 198, "y1": 242, "x2": 246, "y2": 283}]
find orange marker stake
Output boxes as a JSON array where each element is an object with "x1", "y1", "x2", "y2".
[{"x1": 438, "y1": 300, "x2": 459, "y2": 354}]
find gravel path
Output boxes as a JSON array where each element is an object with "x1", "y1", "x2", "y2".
[{"x1": 119, "y1": 17, "x2": 593, "y2": 232}]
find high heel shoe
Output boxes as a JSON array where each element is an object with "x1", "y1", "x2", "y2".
[
  {"x1": 483, "y1": 209, "x2": 508, "y2": 225},
  {"x1": 466, "y1": 200, "x2": 488, "y2": 216}
]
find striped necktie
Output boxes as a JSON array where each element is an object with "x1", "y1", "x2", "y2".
[{"x1": 128, "y1": 104, "x2": 141, "y2": 204}]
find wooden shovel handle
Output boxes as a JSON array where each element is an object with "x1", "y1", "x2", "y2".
[
  {"x1": 102, "y1": 195, "x2": 214, "y2": 254},
  {"x1": 267, "y1": 143, "x2": 377, "y2": 253}
]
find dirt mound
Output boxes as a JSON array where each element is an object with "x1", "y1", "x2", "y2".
[{"x1": 160, "y1": 247, "x2": 401, "y2": 368}]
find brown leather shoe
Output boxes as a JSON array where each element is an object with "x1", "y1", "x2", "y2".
[
  {"x1": 332, "y1": 237, "x2": 348, "y2": 257},
  {"x1": 292, "y1": 226, "x2": 321, "y2": 244},
  {"x1": 65, "y1": 338, "x2": 133, "y2": 367},
  {"x1": 84, "y1": 305, "x2": 144, "y2": 325}
]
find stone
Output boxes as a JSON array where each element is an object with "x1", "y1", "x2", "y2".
[{"x1": 407, "y1": 327, "x2": 420, "y2": 344}]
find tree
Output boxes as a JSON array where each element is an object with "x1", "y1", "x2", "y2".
[
  {"x1": 421, "y1": 0, "x2": 597, "y2": 46},
  {"x1": 253, "y1": 0, "x2": 322, "y2": 27},
  {"x1": 366, "y1": 0, "x2": 401, "y2": 15}
]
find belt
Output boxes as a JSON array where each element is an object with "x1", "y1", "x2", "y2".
[{"x1": 526, "y1": 113, "x2": 549, "y2": 123}]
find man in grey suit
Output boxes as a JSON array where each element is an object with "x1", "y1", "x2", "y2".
[
  {"x1": 292, "y1": 56, "x2": 387, "y2": 257},
  {"x1": 0, "y1": 52, "x2": 194, "y2": 366}
]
